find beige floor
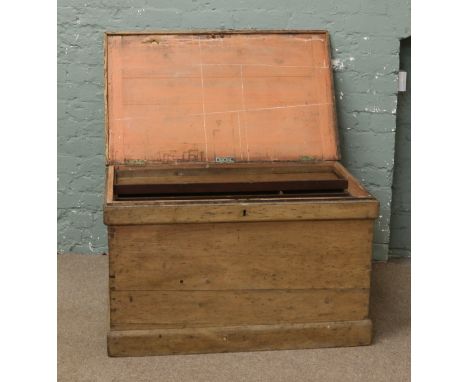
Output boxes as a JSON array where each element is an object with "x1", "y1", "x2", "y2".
[{"x1": 58, "y1": 255, "x2": 410, "y2": 382}]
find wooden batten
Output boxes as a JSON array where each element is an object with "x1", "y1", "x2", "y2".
[
  {"x1": 105, "y1": 165, "x2": 114, "y2": 204},
  {"x1": 108, "y1": 320, "x2": 372, "y2": 357}
]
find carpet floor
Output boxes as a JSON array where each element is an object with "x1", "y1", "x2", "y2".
[{"x1": 58, "y1": 255, "x2": 410, "y2": 382}]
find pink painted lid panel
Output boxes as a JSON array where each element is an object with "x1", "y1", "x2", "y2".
[{"x1": 106, "y1": 32, "x2": 339, "y2": 164}]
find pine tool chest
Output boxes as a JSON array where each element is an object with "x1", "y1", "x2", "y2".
[{"x1": 103, "y1": 30, "x2": 379, "y2": 357}]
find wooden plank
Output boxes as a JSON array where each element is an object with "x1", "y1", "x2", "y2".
[
  {"x1": 104, "y1": 199, "x2": 379, "y2": 225},
  {"x1": 107, "y1": 319, "x2": 372, "y2": 356},
  {"x1": 112, "y1": 193, "x2": 356, "y2": 203},
  {"x1": 116, "y1": 171, "x2": 341, "y2": 185},
  {"x1": 104, "y1": 33, "x2": 109, "y2": 164},
  {"x1": 324, "y1": 32, "x2": 340, "y2": 161},
  {"x1": 106, "y1": 30, "x2": 330, "y2": 36},
  {"x1": 114, "y1": 179, "x2": 348, "y2": 197},
  {"x1": 115, "y1": 161, "x2": 337, "y2": 177},
  {"x1": 105, "y1": 165, "x2": 115, "y2": 204},
  {"x1": 109, "y1": 220, "x2": 373, "y2": 290},
  {"x1": 110, "y1": 288, "x2": 368, "y2": 328},
  {"x1": 108, "y1": 227, "x2": 117, "y2": 290},
  {"x1": 114, "y1": 191, "x2": 350, "y2": 201}
]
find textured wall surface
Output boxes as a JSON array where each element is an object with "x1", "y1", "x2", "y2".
[
  {"x1": 58, "y1": 0, "x2": 410, "y2": 259},
  {"x1": 390, "y1": 37, "x2": 411, "y2": 258}
]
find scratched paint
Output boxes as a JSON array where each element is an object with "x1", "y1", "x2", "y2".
[{"x1": 106, "y1": 33, "x2": 339, "y2": 163}]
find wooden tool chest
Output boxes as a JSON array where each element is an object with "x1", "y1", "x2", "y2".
[{"x1": 103, "y1": 30, "x2": 379, "y2": 356}]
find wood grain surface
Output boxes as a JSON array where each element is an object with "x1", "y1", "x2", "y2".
[
  {"x1": 108, "y1": 220, "x2": 373, "y2": 291},
  {"x1": 110, "y1": 289, "x2": 369, "y2": 328},
  {"x1": 107, "y1": 319, "x2": 372, "y2": 356},
  {"x1": 106, "y1": 32, "x2": 339, "y2": 164},
  {"x1": 104, "y1": 199, "x2": 378, "y2": 224}
]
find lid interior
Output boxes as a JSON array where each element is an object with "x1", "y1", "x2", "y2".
[{"x1": 106, "y1": 31, "x2": 339, "y2": 164}]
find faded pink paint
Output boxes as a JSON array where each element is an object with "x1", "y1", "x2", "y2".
[{"x1": 106, "y1": 32, "x2": 339, "y2": 163}]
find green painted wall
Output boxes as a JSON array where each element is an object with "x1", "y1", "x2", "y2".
[
  {"x1": 57, "y1": 0, "x2": 410, "y2": 259},
  {"x1": 390, "y1": 37, "x2": 411, "y2": 258}
]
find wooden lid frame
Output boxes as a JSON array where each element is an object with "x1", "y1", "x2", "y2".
[{"x1": 104, "y1": 30, "x2": 340, "y2": 165}]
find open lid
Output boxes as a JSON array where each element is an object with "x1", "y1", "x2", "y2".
[{"x1": 105, "y1": 31, "x2": 339, "y2": 164}]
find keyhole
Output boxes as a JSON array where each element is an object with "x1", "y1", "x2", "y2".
[{"x1": 243, "y1": 209, "x2": 247, "y2": 216}]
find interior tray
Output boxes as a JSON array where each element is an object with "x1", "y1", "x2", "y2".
[{"x1": 113, "y1": 165, "x2": 349, "y2": 201}]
